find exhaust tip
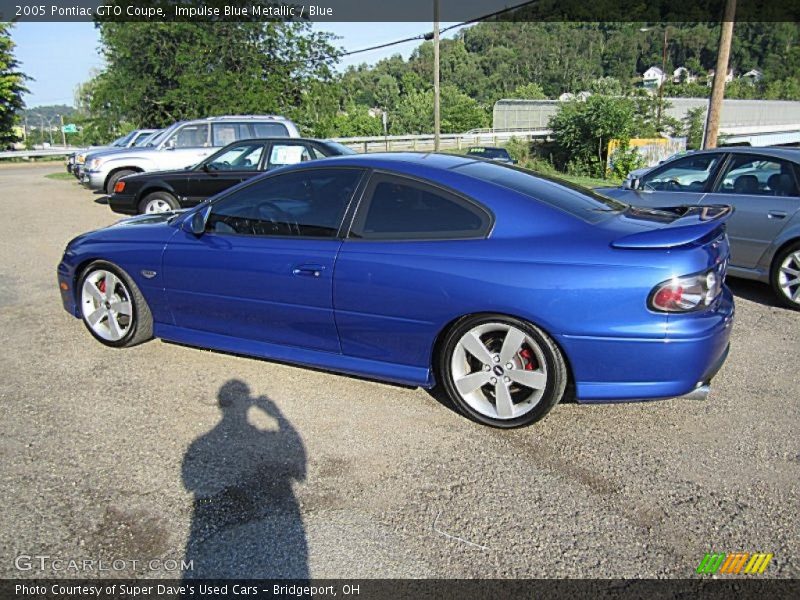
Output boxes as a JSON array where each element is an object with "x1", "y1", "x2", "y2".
[{"x1": 682, "y1": 383, "x2": 711, "y2": 401}]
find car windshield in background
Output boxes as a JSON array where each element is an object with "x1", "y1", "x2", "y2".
[
  {"x1": 110, "y1": 132, "x2": 134, "y2": 147},
  {"x1": 323, "y1": 141, "x2": 357, "y2": 155},
  {"x1": 455, "y1": 161, "x2": 627, "y2": 223},
  {"x1": 143, "y1": 128, "x2": 173, "y2": 147},
  {"x1": 468, "y1": 147, "x2": 510, "y2": 160},
  {"x1": 133, "y1": 131, "x2": 161, "y2": 147}
]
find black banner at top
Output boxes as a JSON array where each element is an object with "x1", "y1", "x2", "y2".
[{"x1": 2, "y1": 0, "x2": 800, "y2": 23}]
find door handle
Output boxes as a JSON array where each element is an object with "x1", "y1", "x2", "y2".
[
  {"x1": 768, "y1": 211, "x2": 787, "y2": 220},
  {"x1": 292, "y1": 264, "x2": 325, "y2": 278}
]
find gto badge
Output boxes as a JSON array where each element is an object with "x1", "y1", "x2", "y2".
[{"x1": 141, "y1": 270, "x2": 157, "y2": 279}]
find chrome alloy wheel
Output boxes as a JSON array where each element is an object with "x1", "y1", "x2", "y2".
[
  {"x1": 450, "y1": 322, "x2": 548, "y2": 420},
  {"x1": 778, "y1": 250, "x2": 800, "y2": 305},
  {"x1": 80, "y1": 270, "x2": 133, "y2": 342},
  {"x1": 144, "y1": 198, "x2": 173, "y2": 213}
]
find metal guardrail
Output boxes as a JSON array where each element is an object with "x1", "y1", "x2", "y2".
[
  {"x1": 330, "y1": 129, "x2": 552, "y2": 153},
  {"x1": 0, "y1": 147, "x2": 79, "y2": 160},
  {"x1": 0, "y1": 132, "x2": 555, "y2": 160}
]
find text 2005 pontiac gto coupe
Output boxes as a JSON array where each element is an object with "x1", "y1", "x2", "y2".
[{"x1": 58, "y1": 153, "x2": 734, "y2": 428}]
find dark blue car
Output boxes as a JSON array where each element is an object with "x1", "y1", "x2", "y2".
[{"x1": 58, "y1": 153, "x2": 734, "y2": 428}]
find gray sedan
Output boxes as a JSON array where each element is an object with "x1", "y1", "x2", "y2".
[{"x1": 600, "y1": 147, "x2": 800, "y2": 309}]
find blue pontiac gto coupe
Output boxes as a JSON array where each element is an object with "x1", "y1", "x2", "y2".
[{"x1": 58, "y1": 153, "x2": 734, "y2": 428}]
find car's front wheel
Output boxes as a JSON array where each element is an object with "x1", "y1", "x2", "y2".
[
  {"x1": 771, "y1": 241, "x2": 800, "y2": 310},
  {"x1": 438, "y1": 314, "x2": 567, "y2": 428},
  {"x1": 79, "y1": 261, "x2": 153, "y2": 347},
  {"x1": 105, "y1": 169, "x2": 137, "y2": 195},
  {"x1": 139, "y1": 191, "x2": 179, "y2": 214}
]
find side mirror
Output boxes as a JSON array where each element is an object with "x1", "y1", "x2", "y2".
[
  {"x1": 624, "y1": 177, "x2": 640, "y2": 190},
  {"x1": 186, "y1": 205, "x2": 211, "y2": 236},
  {"x1": 164, "y1": 139, "x2": 176, "y2": 151}
]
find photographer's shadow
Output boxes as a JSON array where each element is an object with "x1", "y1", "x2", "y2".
[{"x1": 182, "y1": 380, "x2": 308, "y2": 578}]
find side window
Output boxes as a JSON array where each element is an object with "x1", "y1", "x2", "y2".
[
  {"x1": 205, "y1": 168, "x2": 363, "y2": 238},
  {"x1": 641, "y1": 154, "x2": 721, "y2": 192},
  {"x1": 350, "y1": 174, "x2": 491, "y2": 240},
  {"x1": 212, "y1": 123, "x2": 248, "y2": 146},
  {"x1": 205, "y1": 143, "x2": 264, "y2": 171},
  {"x1": 714, "y1": 155, "x2": 799, "y2": 197},
  {"x1": 169, "y1": 124, "x2": 210, "y2": 149},
  {"x1": 252, "y1": 122, "x2": 290, "y2": 137},
  {"x1": 267, "y1": 144, "x2": 316, "y2": 169}
]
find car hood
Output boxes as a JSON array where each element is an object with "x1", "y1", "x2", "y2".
[{"x1": 85, "y1": 146, "x2": 160, "y2": 163}]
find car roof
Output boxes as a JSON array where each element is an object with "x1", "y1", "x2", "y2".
[
  {"x1": 315, "y1": 152, "x2": 476, "y2": 169},
  {"x1": 688, "y1": 146, "x2": 800, "y2": 162}
]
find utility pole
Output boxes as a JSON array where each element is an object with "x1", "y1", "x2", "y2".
[
  {"x1": 433, "y1": 0, "x2": 440, "y2": 152},
  {"x1": 703, "y1": 0, "x2": 737, "y2": 149},
  {"x1": 657, "y1": 26, "x2": 669, "y2": 128},
  {"x1": 59, "y1": 114, "x2": 66, "y2": 147}
]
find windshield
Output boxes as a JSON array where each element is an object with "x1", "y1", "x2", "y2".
[
  {"x1": 468, "y1": 147, "x2": 509, "y2": 159},
  {"x1": 110, "y1": 132, "x2": 135, "y2": 147},
  {"x1": 454, "y1": 160, "x2": 627, "y2": 224},
  {"x1": 322, "y1": 141, "x2": 357, "y2": 156},
  {"x1": 133, "y1": 130, "x2": 162, "y2": 147},
  {"x1": 143, "y1": 126, "x2": 176, "y2": 147}
]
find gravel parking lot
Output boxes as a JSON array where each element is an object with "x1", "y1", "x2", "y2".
[{"x1": 0, "y1": 163, "x2": 798, "y2": 579}]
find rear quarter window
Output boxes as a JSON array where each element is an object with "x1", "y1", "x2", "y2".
[{"x1": 454, "y1": 161, "x2": 626, "y2": 223}]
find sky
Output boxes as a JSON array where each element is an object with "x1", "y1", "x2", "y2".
[{"x1": 12, "y1": 21, "x2": 464, "y2": 108}]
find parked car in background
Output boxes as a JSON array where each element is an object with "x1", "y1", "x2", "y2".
[
  {"x1": 59, "y1": 153, "x2": 733, "y2": 429},
  {"x1": 67, "y1": 129, "x2": 158, "y2": 175},
  {"x1": 80, "y1": 116, "x2": 301, "y2": 194},
  {"x1": 466, "y1": 146, "x2": 516, "y2": 164},
  {"x1": 623, "y1": 150, "x2": 694, "y2": 185},
  {"x1": 73, "y1": 130, "x2": 163, "y2": 181},
  {"x1": 600, "y1": 147, "x2": 800, "y2": 309},
  {"x1": 109, "y1": 138, "x2": 357, "y2": 214}
]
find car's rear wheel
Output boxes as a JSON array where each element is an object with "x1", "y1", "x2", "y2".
[
  {"x1": 771, "y1": 241, "x2": 800, "y2": 310},
  {"x1": 438, "y1": 314, "x2": 567, "y2": 428},
  {"x1": 79, "y1": 261, "x2": 153, "y2": 348},
  {"x1": 105, "y1": 169, "x2": 136, "y2": 195},
  {"x1": 140, "y1": 191, "x2": 179, "y2": 214}
]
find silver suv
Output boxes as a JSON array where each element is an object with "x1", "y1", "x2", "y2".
[
  {"x1": 81, "y1": 116, "x2": 300, "y2": 194},
  {"x1": 67, "y1": 129, "x2": 158, "y2": 177}
]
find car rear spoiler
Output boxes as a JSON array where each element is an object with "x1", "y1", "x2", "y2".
[{"x1": 611, "y1": 205, "x2": 733, "y2": 250}]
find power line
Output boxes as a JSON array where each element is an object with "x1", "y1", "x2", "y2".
[{"x1": 309, "y1": 0, "x2": 539, "y2": 64}]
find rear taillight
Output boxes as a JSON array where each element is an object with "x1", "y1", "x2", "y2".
[
  {"x1": 113, "y1": 181, "x2": 126, "y2": 193},
  {"x1": 649, "y1": 267, "x2": 723, "y2": 312}
]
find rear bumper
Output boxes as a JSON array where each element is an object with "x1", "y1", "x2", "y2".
[{"x1": 561, "y1": 287, "x2": 734, "y2": 403}]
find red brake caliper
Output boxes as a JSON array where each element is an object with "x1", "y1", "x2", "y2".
[
  {"x1": 98, "y1": 278, "x2": 106, "y2": 294},
  {"x1": 519, "y1": 348, "x2": 537, "y2": 371}
]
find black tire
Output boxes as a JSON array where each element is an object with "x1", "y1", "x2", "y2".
[
  {"x1": 437, "y1": 314, "x2": 568, "y2": 429},
  {"x1": 105, "y1": 169, "x2": 137, "y2": 195},
  {"x1": 770, "y1": 240, "x2": 800, "y2": 311},
  {"x1": 139, "y1": 191, "x2": 180, "y2": 214},
  {"x1": 78, "y1": 260, "x2": 153, "y2": 348}
]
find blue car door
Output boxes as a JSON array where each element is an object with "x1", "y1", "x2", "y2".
[
  {"x1": 162, "y1": 167, "x2": 365, "y2": 353},
  {"x1": 333, "y1": 172, "x2": 494, "y2": 368}
]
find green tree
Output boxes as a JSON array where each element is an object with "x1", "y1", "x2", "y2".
[
  {"x1": 509, "y1": 83, "x2": 547, "y2": 100},
  {"x1": 391, "y1": 85, "x2": 488, "y2": 135},
  {"x1": 83, "y1": 22, "x2": 339, "y2": 134},
  {"x1": 549, "y1": 95, "x2": 636, "y2": 177},
  {"x1": 0, "y1": 24, "x2": 29, "y2": 146}
]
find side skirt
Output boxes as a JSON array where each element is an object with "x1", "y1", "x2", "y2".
[{"x1": 154, "y1": 323, "x2": 434, "y2": 389}]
